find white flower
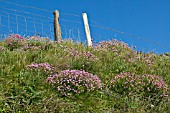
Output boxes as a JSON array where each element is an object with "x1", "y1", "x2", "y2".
[{"x1": 151, "y1": 104, "x2": 154, "y2": 108}]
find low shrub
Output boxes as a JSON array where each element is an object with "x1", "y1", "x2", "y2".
[
  {"x1": 110, "y1": 72, "x2": 169, "y2": 105},
  {"x1": 47, "y1": 70, "x2": 102, "y2": 96},
  {"x1": 140, "y1": 74, "x2": 169, "y2": 104},
  {"x1": 27, "y1": 62, "x2": 54, "y2": 75},
  {"x1": 4, "y1": 34, "x2": 24, "y2": 50},
  {"x1": 22, "y1": 36, "x2": 52, "y2": 51},
  {"x1": 67, "y1": 47, "x2": 99, "y2": 71}
]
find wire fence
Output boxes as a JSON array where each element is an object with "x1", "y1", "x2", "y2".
[
  {"x1": 0, "y1": 0, "x2": 87, "y2": 43},
  {"x1": 0, "y1": 0, "x2": 169, "y2": 53},
  {"x1": 0, "y1": 0, "x2": 54, "y2": 40},
  {"x1": 88, "y1": 22, "x2": 170, "y2": 53}
]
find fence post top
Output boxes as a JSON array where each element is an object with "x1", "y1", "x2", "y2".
[
  {"x1": 82, "y1": 13, "x2": 87, "y2": 15},
  {"x1": 53, "y1": 10, "x2": 59, "y2": 17}
]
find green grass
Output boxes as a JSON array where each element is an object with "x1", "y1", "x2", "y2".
[{"x1": 0, "y1": 38, "x2": 170, "y2": 113}]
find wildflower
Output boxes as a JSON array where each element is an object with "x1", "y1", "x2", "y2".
[
  {"x1": 57, "y1": 86, "x2": 61, "y2": 91},
  {"x1": 5, "y1": 34, "x2": 25, "y2": 50},
  {"x1": 151, "y1": 104, "x2": 154, "y2": 108},
  {"x1": 128, "y1": 58, "x2": 134, "y2": 63},
  {"x1": 147, "y1": 87, "x2": 151, "y2": 91},
  {"x1": 0, "y1": 46, "x2": 5, "y2": 51},
  {"x1": 27, "y1": 62, "x2": 54, "y2": 74},
  {"x1": 47, "y1": 70, "x2": 102, "y2": 96},
  {"x1": 110, "y1": 72, "x2": 169, "y2": 104},
  {"x1": 67, "y1": 48, "x2": 98, "y2": 66}
]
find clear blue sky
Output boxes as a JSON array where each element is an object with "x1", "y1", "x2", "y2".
[{"x1": 0, "y1": 0, "x2": 170, "y2": 53}]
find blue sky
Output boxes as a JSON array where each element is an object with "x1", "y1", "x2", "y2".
[{"x1": 0, "y1": 0, "x2": 170, "y2": 53}]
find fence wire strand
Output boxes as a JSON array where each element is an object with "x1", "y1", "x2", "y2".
[
  {"x1": 0, "y1": 0, "x2": 51, "y2": 13},
  {"x1": 0, "y1": 11, "x2": 51, "y2": 23},
  {"x1": 1, "y1": 6, "x2": 53, "y2": 19}
]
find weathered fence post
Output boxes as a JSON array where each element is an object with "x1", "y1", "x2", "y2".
[
  {"x1": 82, "y1": 13, "x2": 92, "y2": 46},
  {"x1": 53, "y1": 10, "x2": 62, "y2": 42}
]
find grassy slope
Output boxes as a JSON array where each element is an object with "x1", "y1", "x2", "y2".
[{"x1": 0, "y1": 40, "x2": 170, "y2": 113}]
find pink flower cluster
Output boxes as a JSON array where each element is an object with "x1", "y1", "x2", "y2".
[
  {"x1": 5, "y1": 34, "x2": 24, "y2": 50},
  {"x1": 110, "y1": 72, "x2": 168, "y2": 98},
  {"x1": 94, "y1": 40, "x2": 155, "y2": 66},
  {"x1": 142, "y1": 53, "x2": 156, "y2": 66},
  {"x1": 27, "y1": 62, "x2": 54, "y2": 72},
  {"x1": 94, "y1": 40, "x2": 130, "y2": 51},
  {"x1": 123, "y1": 51, "x2": 155, "y2": 66},
  {"x1": 141, "y1": 74, "x2": 168, "y2": 91},
  {"x1": 21, "y1": 44, "x2": 34, "y2": 51},
  {"x1": 68, "y1": 48, "x2": 98, "y2": 61},
  {"x1": 4, "y1": 34, "x2": 51, "y2": 51},
  {"x1": 11, "y1": 34, "x2": 23, "y2": 40},
  {"x1": 47, "y1": 70, "x2": 102, "y2": 96},
  {"x1": 21, "y1": 36, "x2": 51, "y2": 51},
  {"x1": 0, "y1": 46, "x2": 4, "y2": 51}
]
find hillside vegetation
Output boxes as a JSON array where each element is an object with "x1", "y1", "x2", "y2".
[{"x1": 0, "y1": 34, "x2": 170, "y2": 112}]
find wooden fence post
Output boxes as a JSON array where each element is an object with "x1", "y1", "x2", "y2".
[
  {"x1": 53, "y1": 10, "x2": 62, "y2": 42},
  {"x1": 82, "y1": 13, "x2": 92, "y2": 46}
]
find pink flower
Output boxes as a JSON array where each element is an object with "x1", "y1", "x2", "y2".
[
  {"x1": 147, "y1": 87, "x2": 150, "y2": 91},
  {"x1": 47, "y1": 70, "x2": 102, "y2": 96}
]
